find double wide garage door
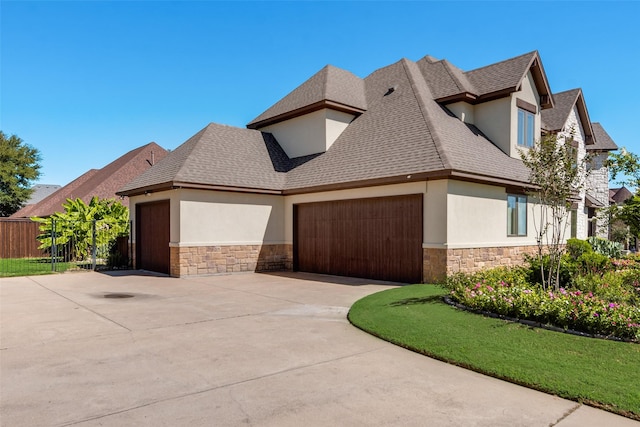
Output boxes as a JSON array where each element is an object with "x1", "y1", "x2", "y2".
[
  {"x1": 136, "y1": 200, "x2": 170, "y2": 274},
  {"x1": 294, "y1": 194, "x2": 423, "y2": 283}
]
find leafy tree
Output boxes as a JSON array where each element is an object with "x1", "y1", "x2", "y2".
[
  {"x1": 0, "y1": 131, "x2": 41, "y2": 216},
  {"x1": 32, "y1": 197, "x2": 129, "y2": 261},
  {"x1": 604, "y1": 148, "x2": 640, "y2": 245},
  {"x1": 520, "y1": 131, "x2": 589, "y2": 290},
  {"x1": 615, "y1": 195, "x2": 640, "y2": 238},
  {"x1": 607, "y1": 148, "x2": 640, "y2": 191}
]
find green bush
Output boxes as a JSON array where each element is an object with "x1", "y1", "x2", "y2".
[
  {"x1": 566, "y1": 238, "x2": 593, "y2": 260},
  {"x1": 445, "y1": 266, "x2": 530, "y2": 289},
  {"x1": 525, "y1": 255, "x2": 575, "y2": 288},
  {"x1": 577, "y1": 252, "x2": 610, "y2": 276}
]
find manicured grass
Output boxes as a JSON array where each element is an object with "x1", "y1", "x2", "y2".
[
  {"x1": 348, "y1": 284, "x2": 640, "y2": 420},
  {"x1": 0, "y1": 257, "x2": 73, "y2": 277}
]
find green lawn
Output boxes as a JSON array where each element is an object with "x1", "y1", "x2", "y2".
[
  {"x1": 0, "y1": 257, "x2": 73, "y2": 277},
  {"x1": 348, "y1": 284, "x2": 640, "y2": 420}
]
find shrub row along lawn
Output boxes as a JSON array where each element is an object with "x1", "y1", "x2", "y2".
[
  {"x1": 348, "y1": 284, "x2": 640, "y2": 420},
  {"x1": 0, "y1": 257, "x2": 72, "y2": 277}
]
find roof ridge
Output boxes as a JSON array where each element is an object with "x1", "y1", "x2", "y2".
[
  {"x1": 321, "y1": 64, "x2": 331, "y2": 99},
  {"x1": 465, "y1": 50, "x2": 537, "y2": 74},
  {"x1": 173, "y1": 124, "x2": 215, "y2": 181},
  {"x1": 553, "y1": 87, "x2": 581, "y2": 96},
  {"x1": 400, "y1": 58, "x2": 451, "y2": 170},
  {"x1": 441, "y1": 59, "x2": 475, "y2": 94}
]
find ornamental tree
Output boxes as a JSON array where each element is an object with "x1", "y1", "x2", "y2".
[{"x1": 520, "y1": 131, "x2": 589, "y2": 290}]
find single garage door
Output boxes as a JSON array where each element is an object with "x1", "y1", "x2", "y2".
[
  {"x1": 294, "y1": 194, "x2": 423, "y2": 283},
  {"x1": 136, "y1": 200, "x2": 170, "y2": 274}
]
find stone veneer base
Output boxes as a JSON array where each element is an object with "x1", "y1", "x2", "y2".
[
  {"x1": 423, "y1": 245, "x2": 539, "y2": 283},
  {"x1": 169, "y1": 244, "x2": 292, "y2": 277}
]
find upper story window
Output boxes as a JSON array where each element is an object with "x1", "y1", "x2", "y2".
[
  {"x1": 517, "y1": 109, "x2": 535, "y2": 148},
  {"x1": 516, "y1": 98, "x2": 537, "y2": 148}
]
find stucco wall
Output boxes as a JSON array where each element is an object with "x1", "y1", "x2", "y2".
[
  {"x1": 474, "y1": 97, "x2": 511, "y2": 155},
  {"x1": 509, "y1": 72, "x2": 542, "y2": 159},
  {"x1": 443, "y1": 180, "x2": 543, "y2": 248},
  {"x1": 261, "y1": 108, "x2": 355, "y2": 158},
  {"x1": 177, "y1": 189, "x2": 284, "y2": 246},
  {"x1": 472, "y1": 72, "x2": 542, "y2": 159},
  {"x1": 447, "y1": 102, "x2": 475, "y2": 124}
]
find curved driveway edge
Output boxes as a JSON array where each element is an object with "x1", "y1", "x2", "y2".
[{"x1": 1, "y1": 271, "x2": 637, "y2": 426}]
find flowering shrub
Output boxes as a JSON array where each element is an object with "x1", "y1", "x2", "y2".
[{"x1": 446, "y1": 268, "x2": 640, "y2": 341}]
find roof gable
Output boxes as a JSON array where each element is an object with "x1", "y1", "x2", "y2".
[
  {"x1": 247, "y1": 65, "x2": 367, "y2": 129},
  {"x1": 541, "y1": 88, "x2": 594, "y2": 143},
  {"x1": 422, "y1": 51, "x2": 554, "y2": 108}
]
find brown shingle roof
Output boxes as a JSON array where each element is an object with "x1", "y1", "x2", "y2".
[
  {"x1": 418, "y1": 51, "x2": 553, "y2": 109},
  {"x1": 118, "y1": 124, "x2": 306, "y2": 195},
  {"x1": 11, "y1": 142, "x2": 168, "y2": 217},
  {"x1": 610, "y1": 186, "x2": 633, "y2": 204},
  {"x1": 120, "y1": 55, "x2": 536, "y2": 197},
  {"x1": 466, "y1": 51, "x2": 540, "y2": 96},
  {"x1": 590, "y1": 122, "x2": 618, "y2": 151},
  {"x1": 541, "y1": 89, "x2": 582, "y2": 131},
  {"x1": 540, "y1": 88, "x2": 594, "y2": 144},
  {"x1": 247, "y1": 65, "x2": 367, "y2": 129},
  {"x1": 417, "y1": 57, "x2": 477, "y2": 99}
]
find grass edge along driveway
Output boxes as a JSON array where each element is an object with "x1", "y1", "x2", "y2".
[{"x1": 347, "y1": 284, "x2": 640, "y2": 421}]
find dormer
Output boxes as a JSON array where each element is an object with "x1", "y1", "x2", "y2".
[
  {"x1": 419, "y1": 51, "x2": 554, "y2": 159},
  {"x1": 541, "y1": 88, "x2": 594, "y2": 148},
  {"x1": 247, "y1": 65, "x2": 367, "y2": 158}
]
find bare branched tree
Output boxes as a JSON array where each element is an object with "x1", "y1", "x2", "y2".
[{"x1": 520, "y1": 130, "x2": 590, "y2": 289}]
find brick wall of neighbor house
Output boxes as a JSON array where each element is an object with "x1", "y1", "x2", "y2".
[
  {"x1": 423, "y1": 245, "x2": 539, "y2": 283},
  {"x1": 169, "y1": 244, "x2": 292, "y2": 277}
]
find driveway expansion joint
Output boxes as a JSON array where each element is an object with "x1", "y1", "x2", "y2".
[
  {"x1": 550, "y1": 403, "x2": 582, "y2": 426},
  {"x1": 27, "y1": 276, "x2": 132, "y2": 332}
]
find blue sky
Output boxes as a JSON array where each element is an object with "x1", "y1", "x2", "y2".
[{"x1": 2, "y1": 1, "x2": 639, "y2": 187}]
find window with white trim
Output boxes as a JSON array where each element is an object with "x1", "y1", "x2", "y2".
[
  {"x1": 507, "y1": 194, "x2": 527, "y2": 236},
  {"x1": 517, "y1": 108, "x2": 535, "y2": 148}
]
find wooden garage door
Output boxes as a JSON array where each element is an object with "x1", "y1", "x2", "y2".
[
  {"x1": 294, "y1": 194, "x2": 423, "y2": 283},
  {"x1": 136, "y1": 200, "x2": 170, "y2": 274}
]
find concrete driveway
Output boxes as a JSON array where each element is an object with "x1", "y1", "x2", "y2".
[{"x1": 1, "y1": 271, "x2": 637, "y2": 427}]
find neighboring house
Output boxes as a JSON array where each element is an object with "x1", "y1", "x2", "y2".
[
  {"x1": 610, "y1": 186, "x2": 633, "y2": 205},
  {"x1": 11, "y1": 142, "x2": 167, "y2": 218},
  {"x1": 118, "y1": 51, "x2": 618, "y2": 282},
  {"x1": 25, "y1": 184, "x2": 62, "y2": 205}
]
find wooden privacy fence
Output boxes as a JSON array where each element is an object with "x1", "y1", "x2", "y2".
[{"x1": 0, "y1": 218, "x2": 45, "y2": 259}]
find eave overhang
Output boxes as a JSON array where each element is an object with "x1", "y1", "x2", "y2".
[{"x1": 247, "y1": 100, "x2": 366, "y2": 130}]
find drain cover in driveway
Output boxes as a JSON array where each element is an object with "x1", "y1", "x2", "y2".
[{"x1": 103, "y1": 293, "x2": 134, "y2": 299}]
